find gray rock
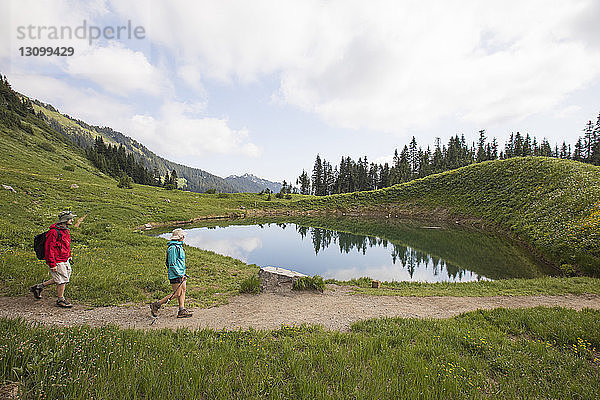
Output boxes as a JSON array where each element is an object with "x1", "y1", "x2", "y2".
[
  {"x1": 258, "y1": 266, "x2": 307, "y2": 293},
  {"x1": 70, "y1": 184, "x2": 79, "y2": 189},
  {"x1": 144, "y1": 223, "x2": 152, "y2": 230},
  {"x1": 2, "y1": 185, "x2": 16, "y2": 193}
]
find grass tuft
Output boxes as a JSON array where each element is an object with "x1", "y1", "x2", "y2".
[
  {"x1": 293, "y1": 275, "x2": 325, "y2": 292},
  {"x1": 240, "y1": 274, "x2": 261, "y2": 294}
]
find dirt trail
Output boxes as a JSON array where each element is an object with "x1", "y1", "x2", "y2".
[{"x1": 1, "y1": 285, "x2": 599, "y2": 332}]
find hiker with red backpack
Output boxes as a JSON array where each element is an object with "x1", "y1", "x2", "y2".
[{"x1": 30, "y1": 211, "x2": 76, "y2": 308}]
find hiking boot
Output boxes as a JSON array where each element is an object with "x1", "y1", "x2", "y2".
[
  {"x1": 177, "y1": 308, "x2": 193, "y2": 318},
  {"x1": 150, "y1": 302, "x2": 161, "y2": 317},
  {"x1": 30, "y1": 284, "x2": 43, "y2": 300},
  {"x1": 56, "y1": 298, "x2": 73, "y2": 308}
]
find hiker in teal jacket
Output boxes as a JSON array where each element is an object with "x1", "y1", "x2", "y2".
[
  {"x1": 167, "y1": 238, "x2": 186, "y2": 281},
  {"x1": 150, "y1": 228, "x2": 192, "y2": 318}
]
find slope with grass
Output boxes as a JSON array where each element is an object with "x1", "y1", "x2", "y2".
[{"x1": 2, "y1": 77, "x2": 600, "y2": 398}]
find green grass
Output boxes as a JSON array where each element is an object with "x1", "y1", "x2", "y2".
[
  {"x1": 0, "y1": 121, "x2": 280, "y2": 306},
  {"x1": 344, "y1": 276, "x2": 600, "y2": 296},
  {"x1": 1, "y1": 307, "x2": 598, "y2": 399},
  {"x1": 293, "y1": 275, "x2": 325, "y2": 292},
  {"x1": 3, "y1": 80, "x2": 600, "y2": 399},
  {"x1": 239, "y1": 274, "x2": 261, "y2": 294}
]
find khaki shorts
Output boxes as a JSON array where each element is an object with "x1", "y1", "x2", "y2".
[{"x1": 49, "y1": 261, "x2": 71, "y2": 284}]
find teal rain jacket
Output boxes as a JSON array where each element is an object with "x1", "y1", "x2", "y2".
[{"x1": 166, "y1": 240, "x2": 185, "y2": 279}]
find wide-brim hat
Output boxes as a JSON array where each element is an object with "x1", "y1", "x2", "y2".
[
  {"x1": 170, "y1": 228, "x2": 186, "y2": 241},
  {"x1": 58, "y1": 211, "x2": 77, "y2": 223}
]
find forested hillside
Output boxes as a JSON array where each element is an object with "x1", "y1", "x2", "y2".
[{"x1": 29, "y1": 96, "x2": 279, "y2": 193}]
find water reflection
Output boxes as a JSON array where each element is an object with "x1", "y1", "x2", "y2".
[
  {"x1": 158, "y1": 219, "x2": 550, "y2": 282},
  {"x1": 298, "y1": 226, "x2": 482, "y2": 281}
]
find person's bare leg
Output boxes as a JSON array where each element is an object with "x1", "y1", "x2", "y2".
[
  {"x1": 157, "y1": 283, "x2": 182, "y2": 305},
  {"x1": 56, "y1": 283, "x2": 65, "y2": 298},
  {"x1": 41, "y1": 279, "x2": 55, "y2": 287},
  {"x1": 178, "y1": 281, "x2": 186, "y2": 309}
]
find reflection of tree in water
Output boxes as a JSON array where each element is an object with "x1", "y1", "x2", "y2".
[
  {"x1": 297, "y1": 225, "x2": 309, "y2": 239},
  {"x1": 298, "y1": 224, "x2": 477, "y2": 280}
]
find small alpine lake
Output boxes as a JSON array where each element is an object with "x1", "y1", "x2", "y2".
[{"x1": 157, "y1": 217, "x2": 555, "y2": 282}]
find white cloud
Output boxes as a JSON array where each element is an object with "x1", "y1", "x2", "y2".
[
  {"x1": 113, "y1": 0, "x2": 600, "y2": 136},
  {"x1": 1, "y1": 0, "x2": 105, "y2": 71},
  {"x1": 128, "y1": 100, "x2": 261, "y2": 159},
  {"x1": 177, "y1": 64, "x2": 207, "y2": 96},
  {"x1": 374, "y1": 155, "x2": 394, "y2": 166},
  {"x1": 554, "y1": 105, "x2": 583, "y2": 120},
  {"x1": 66, "y1": 42, "x2": 166, "y2": 96}
]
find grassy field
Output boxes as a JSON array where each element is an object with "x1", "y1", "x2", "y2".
[{"x1": 1, "y1": 307, "x2": 599, "y2": 399}]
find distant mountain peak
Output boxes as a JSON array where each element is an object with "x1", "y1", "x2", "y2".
[{"x1": 224, "y1": 173, "x2": 281, "y2": 193}]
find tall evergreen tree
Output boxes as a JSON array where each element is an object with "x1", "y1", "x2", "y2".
[
  {"x1": 573, "y1": 138, "x2": 584, "y2": 162},
  {"x1": 408, "y1": 136, "x2": 418, "y2": 175},
  {"x1": 296, "y1": 170, "x2": 311, "y2": 195},
  {"x1": 311, "y1": 155, "x2": 324, "y2": 195},
  {"x1": 476, "y1": 130, "x2": 487, "y2": 162},
  {"x1": 591, "y1": 113, "x2": 600, "y2": 165}
]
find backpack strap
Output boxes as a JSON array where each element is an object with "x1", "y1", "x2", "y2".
[
  {"x1": 53, "y1": 227, "x2": 62, "y2": 241},
  {"x1": 166, "y1": 242, "x2": 181, "y2": 267}
]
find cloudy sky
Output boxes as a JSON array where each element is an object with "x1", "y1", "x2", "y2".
[{"x1": 1, "y1": 0, "x2": 599, "y2": 183}]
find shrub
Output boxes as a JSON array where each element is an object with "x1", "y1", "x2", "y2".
[
  {"x1": 20, "y1": 122, "x2": 34, "y2": 134},
  {"x1": 346, "y1": 277, "x2": 374, "y2": 287},
  {"x1": 293, "y1": 275, "x2": 325, "y2": 292},
  {"x1": 37, "y1": 142, "x2": 55, "y2": 152},
  {"x1": 63, "y1": 165, "x2": 75, "y2": 172},
  {"x1": 217, "y1": 193, "x2": 229, "y2": 198},
  {"x1": 240, "y1": 275, "x2": 261, "y2": 294},
  {"x1": 205, "y1": 189, "x2": 217, "y2": 194},
  {"x1": 559, "y1": 264, "x2": 578, "y2": 277},
  {"x1": 275, "y1": 192, "x2": 283, "y2": 199},
  {"x1": 117, "y1": 175, "x2": 133, "y2": 189}
]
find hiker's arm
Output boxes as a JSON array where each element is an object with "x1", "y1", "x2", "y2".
[{"x1": 45, "y1": 229, "x2": 57, "y2": 269}]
